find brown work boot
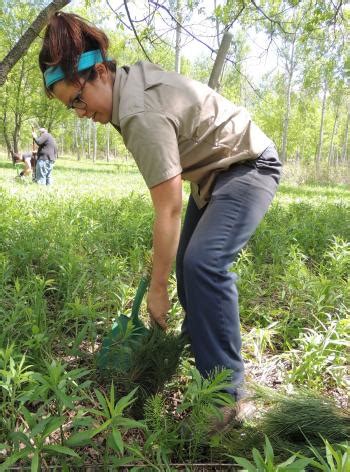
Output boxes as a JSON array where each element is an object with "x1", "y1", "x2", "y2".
[{"x1": 209, "y1": 399, "x2": 256, "y2": 434}]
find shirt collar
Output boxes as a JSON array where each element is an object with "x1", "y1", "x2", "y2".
[{"x1": 111, "y1": 66, "x2": 128, "y2": 130}]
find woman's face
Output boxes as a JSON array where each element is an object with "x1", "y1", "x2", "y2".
[{"x1": 52, "y1": 64, "x2": 114, "y2": 124}]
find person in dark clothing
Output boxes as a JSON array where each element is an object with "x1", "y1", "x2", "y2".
[{"x1": 32, "y1": 127, "x2": 58, "y2": 185}]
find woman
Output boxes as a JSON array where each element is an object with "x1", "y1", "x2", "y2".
[{"x1": 39, "y1": 12, "x2": 281, "y2": 415}]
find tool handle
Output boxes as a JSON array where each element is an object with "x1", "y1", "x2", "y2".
[{"x1": 131, "y1": 276, "x2": 149, "y2": 322}]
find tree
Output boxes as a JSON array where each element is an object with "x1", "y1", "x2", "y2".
[{"x1": 0, "y1": 0, "x2": 71, "y2": 87}]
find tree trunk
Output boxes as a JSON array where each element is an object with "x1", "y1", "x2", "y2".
[
  {"x1": 61, "y1": 131, "x2": 64, "y2": 156},
  {"x1": 46, "y1": 103, "x2": 55, "y2": 133},
  {"x1": 74, "y1": 118, "x2": 81, "y2": 160},
  {"x1": 1, "y1": 85, "x2": 12, "y2": 156},
  {"x1": 315, "y1": 83, "x2": 327, "y2": 175},
  {"x1": 12, "y1": 60, "x2": 26, "y2": 153},
  {"x1": 87, "y1": 119, "x2": 91, "y2": 159},
  {"x1": 174, "y1": 0, "x2": 182, "y2": 74},
  {"x1": 341, "y1": 110, "x2": 349, "y2": 163},
  {"x1": 93, "y1": 122, "x2": 97, "y2": 162},
  {"x1": 0, "y1": 0, "x2": 71, "y2": 87},
  {"x1": 208, "y1": 31, "x2": 233, "y2": 91},
  {"x1": 106, "y1": 124, "x2": 110, "y2": 162},
  {"x1": 214, "y1": 0, "x2": 220, "y2": 48},
  {"x1": 328, "y1": 104, "x2": 339, "y2": 166},
  {"x1": 81, "y1": 121, "x2": 86, "y2": 159},
  {"x1": 281, "y1": 34, "x2": 296, "y2": 163}
]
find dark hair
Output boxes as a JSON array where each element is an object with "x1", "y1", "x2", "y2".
[{"x1": 39, "y1": 12, "x2": 116, "y2": 96}]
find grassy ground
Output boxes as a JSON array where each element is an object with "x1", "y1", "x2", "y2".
[
  {"x1": 0, "y1": 154, "x2": 349, "y2": 470},
  {"x1": 0, "y1": 154, "x2": 147, "y2": 199}
]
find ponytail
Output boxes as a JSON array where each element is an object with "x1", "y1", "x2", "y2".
[{"x1": 39, "y1": 12, "x2": 115, "y2": 95}]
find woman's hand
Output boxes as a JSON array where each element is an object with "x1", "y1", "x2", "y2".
[{"x1": 147, "y1": 283, "x2": 170, "y2": 330}]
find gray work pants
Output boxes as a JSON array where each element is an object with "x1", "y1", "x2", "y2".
[{"x1": 176, "y1": 145, "x2": 281, "y2": 398}]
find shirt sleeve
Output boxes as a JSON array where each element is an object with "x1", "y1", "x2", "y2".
[
  {"x1": 120, "y1": 111, "x2": 182, "y2": 188},
  {"x1": 34, "y1": 135, "x2": 47, "y2": 146}
]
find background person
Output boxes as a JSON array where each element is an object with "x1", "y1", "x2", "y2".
[
  {"x1": 32, "y1": 127, "x2": 58, "y2": 185},
  {"x1": 10, "y1": 149, "x2": 37, "y2": 179},
  {"x1": 38, "y1": 12, "x2": 282, "y2": 422}
]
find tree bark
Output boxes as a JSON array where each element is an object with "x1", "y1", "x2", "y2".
[
  {"x1": 11, "y1": 60, "x2": 27, "y2": 153},
  {"x1": 61, "y1": 130, "x2": 64, "y2": 156},
  {"x1": 174, "y1": 0, "x2": 182, "y2": 74},
  {"x1": 214, "y1": 0, "x2": 221, "y2": 48},
  {"x1": 0, "y1": 0, "x2": 71, "y2": 87},
  {"x1": 81, "y1": 121, "x2": 86, "y2": 159},
  {"x1": 341, "y1": 109, "x2": 349, "y2": 163},
  {"x1": 1, "y1": 85, "x2": 12, "y2": 156},
  {"x1": 87, "y1": 119, "x2": 91, "y2": 159},
  {"x1": 93, "y1": 122, "x2": 97, "y2": 162},
  {"x1": 74, "y1": 118, "x2": 81, "y2": 160},
  {"x1": 315, "y1": 83, "x2": 327, "y2": 174},
  {"x1": 208, "y1": 31, "x2": 233, "y2": 91},
  {"x1": 106, "y1": 124, "x2": 110, "y2": 162},
  {"x1": 281, "y1": 34, "x2": 296, "y2": 163},
  {"x1": 328, "y1": 104, "x2": 339, "y2": 166}
]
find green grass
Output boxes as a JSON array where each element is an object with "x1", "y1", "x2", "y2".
[
  {"x1": 0, "y1": 154, "x2": 349, "y2": 469},
  {"x1": 0, "y1": 153, "x2": 147, "y2": 200}
]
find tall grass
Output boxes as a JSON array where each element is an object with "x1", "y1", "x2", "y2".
[{"x1": 0, "y1": 155, "x2": 349, "y2": 468}]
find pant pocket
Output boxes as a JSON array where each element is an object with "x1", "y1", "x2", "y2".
[{"x1": 255, "y1": 144, "x2": 281, "y2": 169}]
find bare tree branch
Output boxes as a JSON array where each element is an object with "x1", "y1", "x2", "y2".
[
  {"x1": 123, "y1": 0, "x2": 153, "y2": 62},
  {"x1": 0, "y1": 0, "x2": 71, "y2": 87},
  {"x1": 250, "y1": 0, "x2": 290, "y2": 35},
  {"x1": 106, "y1": 0, "x2": 132, "y2": 30},
  {"x1": 147, "y1": 1, "x2": 264, "y2": 97}
]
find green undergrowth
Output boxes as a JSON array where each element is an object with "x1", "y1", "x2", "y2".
[{"x1": 0, "y1": 163, "x2": 349, "y2": 469}]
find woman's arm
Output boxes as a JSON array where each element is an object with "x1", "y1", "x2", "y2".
[{"x1": 148, "y1": 174, "x2": 183, "y2": 329}]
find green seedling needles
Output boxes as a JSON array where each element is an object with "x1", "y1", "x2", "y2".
[{"x1": 96, "y1": 277, "x2": 149, "y2": 370}]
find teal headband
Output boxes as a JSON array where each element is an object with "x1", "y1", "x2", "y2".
[{"x1": 44, "y1": 49, "x2": 108, "y2": 87}]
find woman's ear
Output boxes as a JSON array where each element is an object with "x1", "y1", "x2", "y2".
[{"x1": 94, "y1": 63, "x2": 109, "y2": 82}]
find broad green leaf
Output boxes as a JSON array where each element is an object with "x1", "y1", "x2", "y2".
[
  {"x1": 94, "y1": 388, "x2": 110, "y2": 416},
  {"x1": 114, "y1": 417, "x2": 146, "y2": 429},
  {"x1": 42, "y1": 416, "x2": 65, "y2": 438},
  {"x1": 43, "y1": 444, "x2": 80, "y2": 458},
  {"x1": 112, "y1": 428, "x2": 124, "y2": 454},
  {"x1": 65, "y1": 430, "x2": 96, "y2": 447},
  {"x1": 0, "y1": 449, "x2": 32, "y2": 472},
  {"x1": 264, "y1": 435, "x2": 274, "y2": 463},
  {"x1": 115, "y1": 387, "x2": 138, "y2": 415},
  {"x1": 31, "y1": 418, "x2": 50, "y2": 437},
  {"x1": 233, "y1": 456, "x2": 256, "y2": 471},
  {"x1": 31, "y1": 451, "x2": 39, "y2": 472},
  {"x1": 285, "y1": 457, "x2": 313, "y2": 470},
  {"x1": 20, "y1": 406, "x2": 35, "y2": 428},
  {"x1": 92, "y1": 418, "x2": 113, "y2": 435},
  {"x1": 252, "y1": 447, "x2": 266, "y2": 468},
  {"x1": 9, "y1": 431, "x2": 32, "y2": 448}
]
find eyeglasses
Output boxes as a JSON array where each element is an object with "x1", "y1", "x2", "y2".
[
  {"x1": 67, "y1": 70, "x2": 92, "y2": 110},
  {"x1": 67, "y1": 79, "x2": 88, "y2": 110}
]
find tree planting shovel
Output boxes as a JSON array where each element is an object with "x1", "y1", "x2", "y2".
[{"x1": 96, "y1": 276, "x2": 150, "y2": 370}]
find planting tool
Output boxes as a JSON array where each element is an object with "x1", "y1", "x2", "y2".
[{"x1": 96, "y1": 276, "x2": 150, "y2": 369}]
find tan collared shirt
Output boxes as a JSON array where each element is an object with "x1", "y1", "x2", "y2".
[{"x1": 111, "y1": 61, "x2": 272, "y2": 208}]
